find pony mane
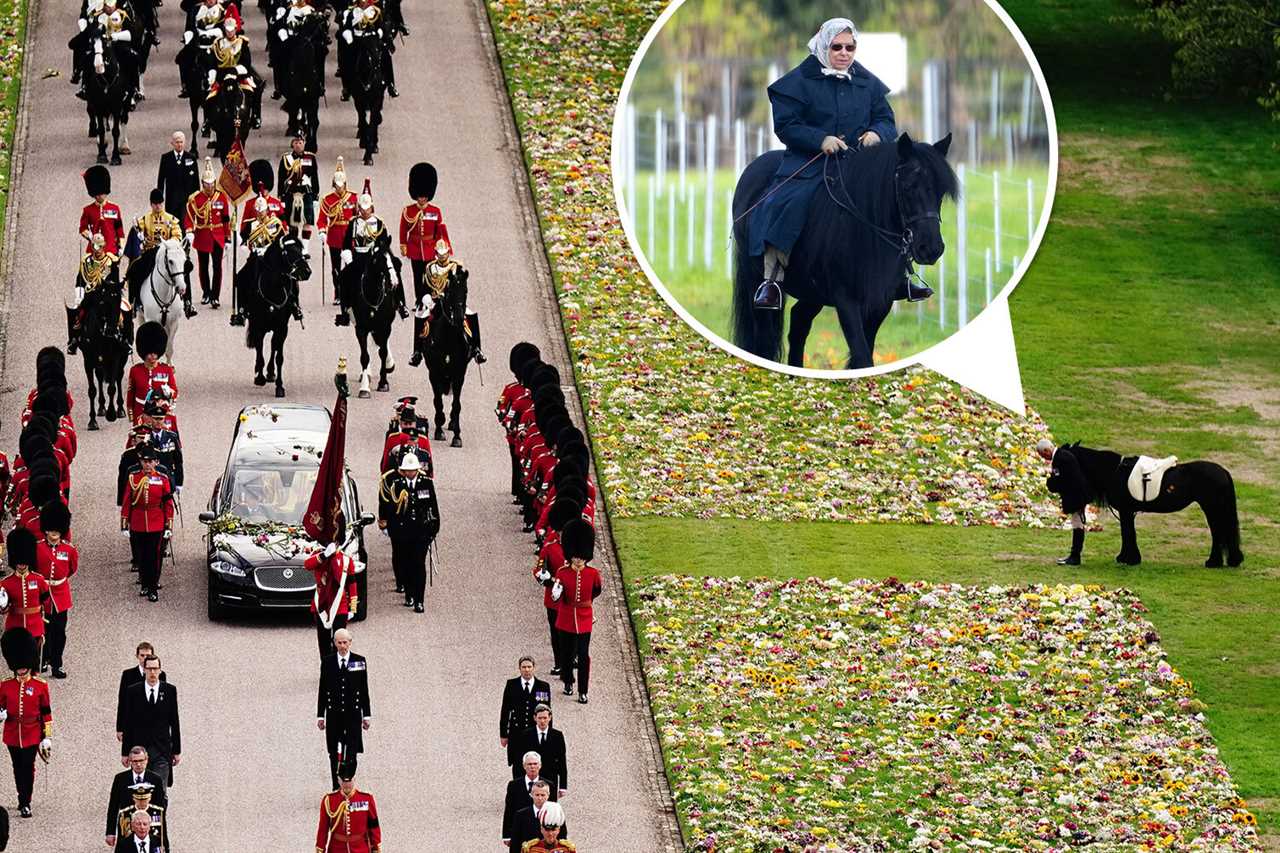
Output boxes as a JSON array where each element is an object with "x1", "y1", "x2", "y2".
[{"x1": 1066, "y1": 441, "x2": 1122, "y2": 506}]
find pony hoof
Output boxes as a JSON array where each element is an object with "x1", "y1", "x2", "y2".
[
  {"x1": 358, "y1": 388, "x2": 371, "y2": 399},
  {"x1": 434, "y1": 427, "x2": 445, "y2": 441},
  {"x1": 120, "y1": 145, "x2": 132, "y2": 155},
  {"x1": 88, "y1": 420, "x2": 100, "y2": 431},
  {"x1": 254, "y1": 375, "x2": 267, "y2": 386},
  {"x1": 1228, "y1": 551, "x2": 1245, "y2": 568},
  {"x1": 1115, "y1": 553, "x2": 1141, "y2": 566},
  {"x1": 275, "y1": 386, "x2": 286, "y2": 398},
  {"x1": 376, "y1": 380, "x2": 389, "y2": 392},
  {"x1": 1204, "y1": 557, "x2": 1224, "y2": 568},
  {"x1": 450, "y1": 436, "x2": 462, "y2": 448}
]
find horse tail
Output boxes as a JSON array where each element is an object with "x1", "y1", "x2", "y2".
[
  {"x1": 730, "y1": 239, "x2": 782, "y2": 362},
  {"x1": 1218, "y1": 465, "x2": 1241, "y2": 553}
]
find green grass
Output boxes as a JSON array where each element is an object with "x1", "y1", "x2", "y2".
[{"x1": 0, "y1": 0, "x2": 29, "y2": 244}]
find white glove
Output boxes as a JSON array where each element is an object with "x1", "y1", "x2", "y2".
[
  {"x1": 73, "y1": 285, "x2": 85, "y2": 308},
  {"x1": 323, "y1": 541, "x2": 338, "y2": 558},
  {"x1": 339, "y1": 249, "x2": 353, "y2": 266},
  {"x1": 277, "y1": 28, "x2": 288, "y2": 40},
  {"x1": 120, "y1": 527, "x2": 131, "y2": 538},
  {"x1": 535, "y1": 569, "x2": 551, "y2": 583},
  {"x1": 301, "y1": 176, "x2": 311, "y2": 187},
  {"x1": 79, "y1": 17, "x2": 88, "y2": 31},
  {"x1": 376, "y1": 27, "x2": 383, "y2": 38},
  {"x1": 111, "y1": 30, "x2": 131, "y2": 42},
  {"x1": 550, "y1": 579, "x2": 563, "y2": 602},
  {"x1": 38, "y1": 738, "x2": 52, "y2": 757},
  {"x1": 183, "y1": 29, "x2": 192, "y2": 42},
  {"x1": 415, "y1": 296, "x2": 433, "y2": 318},
  {"x1": 175, "y1": 486, "x2": 183, "y2": 495},
  {"x1": 0, "y1": 588, "x2": 8, "y2": 610},
  {"x1": 207, "y1": 69, "x2": 216, "y2": 84},
  {"x1": 163, "y1": 529, "x2": 172, "y2": 540},
  {"x1": 235, "y1": 64, "x2": 247, "y2": 76},
  {"x1": 275, "y1": 6, "x2": 285, "y2": 18},
  {"x1": 0, "y1": 709, "x2": 7, "y2": 723},
  {"x1": 341, "y1": 29, "x2": 353, "y2": 44}
]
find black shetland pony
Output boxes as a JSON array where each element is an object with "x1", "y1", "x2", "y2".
[
  {"x1": 1066, "y1": 443, "x2": 1244, "y2": 568},
  {"x1": 240, "y1": 233, "x2": 311, "y2": 397},
  {"x1": 76, "y1": 279, "x2": 132, "y2": 430},
  {"x1": 338, "y1": 243, "x2": 399, "y2": 397},
  {"x1": 349, "y1": 36, "x2": 385, "y2": 166},
  {"x1": 83, "y1": 32, "x2": 134, "y2": 165},
  {"x1": 420, "y1": 268, "x2": 471, "y2": 447},
  {"x1": 731, "y1": 132, "x2": 956, "y2": 369},
  {"x1": 209, "y1": 72, "x2": 254, "y2": 161}
]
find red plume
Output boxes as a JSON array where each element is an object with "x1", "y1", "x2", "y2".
[{"x1": 361, "y1": 178, "x2": 371, "y2": 196}]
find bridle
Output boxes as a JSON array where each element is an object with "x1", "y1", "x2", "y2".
[
  {"x1": 357, "y1": 248, "x2": 389, "y2": 311},
  {"x1": 149, "y1": 241, "x2": 185, "y2": 323},
  {"x1": 823, "y1": 148, "x2": 940, "y2": 262}
]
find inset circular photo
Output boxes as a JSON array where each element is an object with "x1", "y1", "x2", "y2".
[{"x1": 614, "y1": 0, "x2": 1056, "y2": 373}]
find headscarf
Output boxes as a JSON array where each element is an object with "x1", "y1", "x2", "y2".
[{"x1": 807, "y1": 17, "x2": 859, "y2": 79}]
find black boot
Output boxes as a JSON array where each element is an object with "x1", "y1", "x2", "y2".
[
  {"x1": 894, "y1": 266, "x2": 934, "y2": 302},
  {"x1": 753, "y1": 279, "x2": 782, "y2": 310},
  {"x1": 66, "y1": 305, "x2": 81, "y2": 355},
  {"x1": 1057, "y1": 529, "x2": 1084, "y2": 566},
  {"x1": 334, "y1": 309, "x2": 351, "y2": 327},
  {"x1": 467, "y1": 313, "x2": 486, "y2": 363}
]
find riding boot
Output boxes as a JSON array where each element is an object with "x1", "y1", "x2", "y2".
[
  {"x1": 385, "y1": 52, "x2": 399, "y2": 97},
  {"x1": 466, "y1": 312, "x2": 487, "y2": 364},
  {"x1": 894, "y1": 266, "x2": 934, "y2": 302},
  {"x1": 754, "y1": 248, "x2": 786, "y2": 310},
  {"x1": 291, "y1": 282, "x2": 304, "y2": 322},
  {"x1": 409, "y1": 315, "x2": 425, "y2": 367},
  {"x1": 1056, "y1": 529, "x2": 1084, "y2": 566},
  {"x1": 65, "y1": 306, "x2": 81, "y2": 355},
  {"x1": 395, "y1": 277, "x2": 409, "y2": 320}
]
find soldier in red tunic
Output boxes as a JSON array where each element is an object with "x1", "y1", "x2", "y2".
[
  {"x1": 127, "y1": 323, "x2": 178, "y2": 426},
  {"x1": 521, "y1": 802, "x2": 575, "y2": 852},
  {"x1": 185, "y1": 157, "x2": 235, "y2": 308},
  {"x1": 316, "y1": 759, "x2": 381, "y2": 853},
  {"x1": 535, "y1": 499, "x2": 577, "y2": 677},
  {"x1": 79, "y1": 165, "x2": 125, "y2": 256},
  {"x1": 240, "y1": 159, "x2": 287, "y2": 231},
  {"x1": 379, "y1": 398, "x2": 432, "y2": 475},
  {"x1": 0, "y1": 530, "x2": 51, "y2": 666},
  {"x1": 34, "y1": 503, "x2": 77, "y2": 680},
  {"x1": 399, "y1": 162, "x2": 449, "y2": 305},
  {"x1": 0, "y1": 627, "x2": 53, "y2": 818},
  {"x1": 305, "y1": 542, "x2": 360, "y2": 658},
  {"x1": 551, "y1": 521, "x2": 601, "y2": 705},
  {"x1": 121, "y1": 446, "x2": 174, "y2": 602},
  {"x1": 318, "y1": 157, "x2": 358, "y2": 303}
]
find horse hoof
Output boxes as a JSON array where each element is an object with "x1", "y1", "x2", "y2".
[
  {"x1": 1115, "y1": 553, "x2": 1141, "y2": 566},
  {"x1": 254, "y1": 375, "x2": 267, "y2": 386},
  {"x1": 434, "y1": 427, "x2": 445, "y2": 441},
  {"x1": 275, "y1": 386, "x2": 286, "y2": 398},
  {"x1": 110, "y1": 155, "x2": 122, "y2": 166},
  {"x1": 88, "y1": 420, "x2": 100, "y2": 431},
  {"x1": 1204, "y1": 557, "x2": 1224, "y2": 569},
  {"x1": 120, "y1": 145, "x2": 132, "y2": 155},
  {"x1": 376, "y1": 380, "x2": 389, "y2": 392},
  {"x1": 363, "y1": 155, "x2": 374, "y2": 166},
  {"x1": 97, "y1": 153, "x2": 109, "y2": 164},
  {"x1": 1228, "y1": 551, "x2": 1245, "y2": 568},
  {"x1": 358, "y1": 389, "x2": 371, "y2": 399},
  {"x1": 451, "y1": 436, "x2": 462, "y2": 448},
  {"x1": 105, "y1": 409, "x2": 117, "y2": 423}
]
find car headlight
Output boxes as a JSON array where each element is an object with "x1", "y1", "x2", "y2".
[{"x1": 210, "y1": 559, "x2": 248, "y2": 578}]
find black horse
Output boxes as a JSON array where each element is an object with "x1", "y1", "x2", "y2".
[
  {"x1": 349, "y1": 35, "x2": 385, "y2": 166},
  {"x1": 338, "y1": 243, "x2": 400, "y2": 397},
  {"x1": 239, "y1": 233, "x2": 311, "y2": 397},
  {"x1": 419, "y1": 266, "x2": 470, "y2": 447},
  {"x1": 280, "y1": 17, "x2": 327, "y2": 151},
  {"x1": 177, "y1": 35, "x2": 214, "y2": 155},
  {"x1": 208, "y1": 71, "x2": 254, "y2": 161},
  {"x1": 75, "y1": 280, "x2": 132, "y2": 430},
  {"x1": 81, "y1": 31, "x2": 135, "y2": 165},
  {"x1": 1064, "y1": 443, "x2": 1244, "y2": 568},
  {"x1": 731, "y1": 132, "x2": 957, "y2": 369}
]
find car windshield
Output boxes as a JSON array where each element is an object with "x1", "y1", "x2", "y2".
[{"x1": 226, "y1": 466, "x2": 319, "y2": 525}]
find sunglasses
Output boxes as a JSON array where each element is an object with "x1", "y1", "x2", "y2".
[{"x1": 829, "y1": 43, "x2": 856, "y2": 53}]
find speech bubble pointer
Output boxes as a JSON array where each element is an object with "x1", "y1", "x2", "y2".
[{"x1": 917, "y1": 297, "x2": 1025, "y2": 414}]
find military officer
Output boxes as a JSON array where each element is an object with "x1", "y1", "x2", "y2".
[
  {"x1": 127, "y1": 323, "x2": 178, "y2": 425},
  {"x1": 206, "y1": 16, "x2": 263, "y2": 128},
  {"x1": 399, "y1": 163, "x2": 448, "y2": 303},
  {"x1": 0, "y1": 627, "x2": 53, "y2": 819},
  {"x1": 379, "y1": 399, "x2": 431, "y2": 475},
  {"x1": 279, "y1": 132, "x2": 321, "y2": 239},
  {"x1": 184, "y1": 157, "x2": 235, "y2": 307},
  {"x1": 121, "y1": 446, "x2": 174, "y2": 602},
  {"x1": 337, "y1": 0, "x2": 397, "y2": 99},
  {"x1": 113, "y1": 782, "x2": 170, "y2": 851},
  {"x1": 377, "y1": 453, "x2": 439, "y2": 613},
  {"x1": 316, "y1": 628, "x2": 371, "y2": 791},
  {"x1": 416, "y1": 238, "x2": 486, "y2": 366},
  {"x1": 236, "y1": 198, "x2": 303, "y2": 325},
  {"x1": 66, "y1": 232, "x2": 124, "y2": 356},
  {"x1": 305, "y1": 541, "x2": 360, "y2": 658},
  {"x1": 34, "y1": 503, "x2": 77, "y2": 680},
  {"x1": 316, "y1": 759, "x2": 381, "y2": 853},
  {"x1": 0, "y1": 530, "x2": 52, "y2": 660},
  {"x1": 521, "y1": 802, "x2": 574, "y2": 852},
  {"x1": 79, "y1": 165, "x2": 125, "y2": 256},
  {"x1": 124, "y1": 188, "x2": 195, "y2": 318},
  {"x1": 317, "y1": 157, "x2": 357, "y2": 302},
  {"x1": 336, "y1": 181, "x2": 406, "y2": 325},
  {"x1": 138, "y1": 402, "x2": 184, "y2": 493}
]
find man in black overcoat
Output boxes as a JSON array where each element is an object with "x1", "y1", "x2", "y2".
[
  {"x1": 499, "y1": 655, "x2": 551, "y2": 763},
  {"x1": 317, "y1": 627, "x2": 371, "y2": 790},
  {"x1": 117, "y1": 655, "x2": 181, "y2": 787},
  {"x1": 156, "y1": 132, "x2": 200, "y2": 228},
  {"x1": 1039, "y1": 439, "x2": 1091, "y2": 565},
  {"x1": 116, "y1": 642, "x2": 166, "y2": 740},
  {"x1": 105, "y1": 745, "x2": 167, "y2": 848},
  {"x1": 512, "y1": 704, "x2": 567, "y2": 793}
]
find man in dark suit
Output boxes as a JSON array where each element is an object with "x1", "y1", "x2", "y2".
[
  {"x1": 156, "y1": 131, "x2": 200, "y2": 228},
  {"x1": 118, "y1": 655, "x2": 181, "y2": 788},
  {"x1": 316, "y1": 627, "x2": 372, "y2": 791},
  {"x1": 116, "y1": 642, "x2": 167, "y2": 739},
  {"x1": 501, "y1": 751, "x2": 557, "y2": 846},
  {"x1": 105, "y1": 746, "x2": 168, "y2": 848},
  {"x1": 508, "y1": 779, "x2": 569, "y2": 850},
  {"x1": 499, "y1": 656, "x2": 551, "y2": 766},
  {"x1": 512, "y1": 704, "x2": 568, "y2": 794},
  {"x1": 115, "y1": 809, "x2": 161, "y2": 852}
]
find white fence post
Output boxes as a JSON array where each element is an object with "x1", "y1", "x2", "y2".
[
  {"x1": 967, "y1": 120, "x2": 978, "y2": 167},
  {"x1": 993, "y1": 171, "x2": 1001, "y2": 273},
  {"x1": 686, "y1": 188, "x2": 695, "y2": 266},
  {"x1": 655, "y1": 109, "x2": 665, "y2": 197},
  {"x1": 1004, "y1": 124, "x2": 1014, "y2": 172},
  {"x1": 984, "y1": 247, "x2": 992, "y2": 304},
  {"x1": 955, "y1": 163, "x2": 967, "y2": 329},
  {"x1": 667, "y1": 191, "x2": 675, "y2": 270},
  {"x1": 989, "y1": 68, "x2": 1000, "y2": 137},
  {"x1": 1026, "y1": 177, "x2": 1034, "y2": 248},
  {"x1": 646, "y1": 174, "x2": 655, "y2": 261},
  {"x1": 734, "y1": 119, "x2": 745, "y2": 178},
  {"x1": 938, "y1": 257, "x2": 947, "y2": 330},
  {"x1": 704, "y1": 115, "x2": 717, "y2": 268},
  {"x1": 1020, "y1": 74, "x2": 1033, "y2": 140},
  {"x1": 678, "y1": 111, "x2": 687, "y2": 196},
  {"x1": 922, "y1": 61, "x2": 936, "y2": 144}
]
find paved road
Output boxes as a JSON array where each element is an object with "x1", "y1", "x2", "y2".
[{"x1": 0, "y1": 0, "x2": 678, "y2": 847}]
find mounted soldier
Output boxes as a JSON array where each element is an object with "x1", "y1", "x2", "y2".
[
  {"x1": 234, "y1": 195, "x2": 302, "y2": 325},
  {"x1": 176, "y1": 0, "x2": 242, "y2": 97},
  {"x1": 272, "y1": 0, "x2": 329, "y2": 94},
  {"x1": 205, "y1": 16, "x2": 263, "y2": 129},
  {"x1": 124, "y1": 188, "x2": 194, "y2": 320},
  {"x1": 337, "y1": 0, "x2": 397, "y2": 100},
  {"x1": 413, "y1": 239, "x2": 485, "y2": 367},
  {"x1": 66, "y1": 233, "x2": 126, "y2": 356},
  {"x1": 335, "y1": 180, "x2": 406, "y2": 325}
]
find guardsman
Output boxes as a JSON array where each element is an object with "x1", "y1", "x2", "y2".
[
  {"x1": 399, "y1": 162, "x2": 447, "y2": 303},
  {"x1": 125, "y1": 188, "x2": 193, "y2": 318},
  {"x1": 377, "y1": 452, "x2": 439, "y2": 612},
  {"x1": 138, "y1": 402, "x2": 184, "y2": 493},
  {"x1": 206, "y1": 16, "x2": 264, "y2": 128},
  {"x1": 66, "y1": 231, "x2": 124, "y2": 355},
  {"x1": 318, "y1": 157, "x2": 357, "y2": 302},
  {"x1": 379, "y1": 398, "x2": 431, "y2": 474},
  {"x1": 521, "y1": 802, "x2": 574, "y2": 852},
  {"x1": 118, "y1": 425, "x2": 158, "y2": 506},
  {"x1": 305, "y1": 541, "x2": 359, "y2": 658},
  {"x1": 498, "y1": 344, "x2": 542, "y2": 501},
  {"x1": 535, "y1": 499, "x2": 578, "y2": 677},
  {"x1": 337, "y1": 0, "x2": 397, "y2": 100},
  {"x1": 335, "y1": 180, "x2": 406, "y2": 325},
  {"x1": 418, "y1": 238, "x2": 486, "y2": 365},
  {"x1": 279, "y1": 132, "x2": 321, "y2": 239},
  {"x1": 316, "y1": 628, "x2": 372, "y2": 791},
  {"x1": 79, "y1": 165, "x2": 125, "y2": 257},
  {"x1": 121, "y1": 445, "x2": 174, "y2": 603},
  {"x1": 185, "y1": 157, "x2": 235, "y2": 308},
  {"x1": 241, "y1": 159, "x2": 287, "y2": 228},
  {"x1": 316, "y1": 759, "x2": 381, "y2": 853},
  {"x1": 34, "y1": 503, "x2": 77, "y2": 680},
  {"x1": 551, "y1": 521, "x2": 601, "y2": 705},
  {"x1": 0, "y1": 627, "x2": 53, "y2": 818},
  {"x1": 127, "y1": 323, "x2": 177, "y2": 425},
  {"x1": 0, "y1": 529, "x2": 52, "y2": 659},
  {"x1": 113, "y1": 782, "x2": 170, "y2": 850}
]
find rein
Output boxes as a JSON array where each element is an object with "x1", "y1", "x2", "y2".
[
  {"x1": 148, "y1": 246, "x2": 183, "y2": 323},
  {"x1": 253, "y1": 250, "x2": 291, "y2": 312},
  {"x1": 731, "y1": 151, "x2": 824, "y2": 227},
  {"x1": 824, "y1": 153, "x2": 940, "y2": 260}
]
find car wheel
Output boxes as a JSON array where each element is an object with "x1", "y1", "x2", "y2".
[{"x1": 208, "y1": 591, "x2": 226, "y2": 621}]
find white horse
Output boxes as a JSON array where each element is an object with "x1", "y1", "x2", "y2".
[{"x1": 136, "y1": 236, "x2": 193, "y2": 360}]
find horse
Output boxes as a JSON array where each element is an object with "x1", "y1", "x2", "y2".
[
  {"x1": 135, "y1": 237, "x2": 193, "y2": 360},
  {"x1": 208, "y1": 71, "x2": 254, "y2": 161},
  {"x1": 731, "y1": 132, "x2": 957, "y2": 369},
  {"x1": 338, "y1": 243, "x2": 399, "y2": 398},
  {"x1": 177, "y1": 36, "x2": 215, "y2": 155},
  {"x1": 82, "y1": 32, "x2": 134, "y2": 165},
  {"x1": 239, "y1": 232, "x2": 311, "y2": 397},
  {"x1": 348, "y1": 35, "x2": 385, "y2": 166},
  {"x1": 419, "y1": 266, "x2": 471, "y2": 447},
  {"x1": 76, "y1": 278, "x2": 132, "y2": 431},
  {"x1": 280, "y1": 18, "x2": 327, "y2": 151},
  {"x1": 1064, "y1": 442, "x2": 1244, "y2": 568}
]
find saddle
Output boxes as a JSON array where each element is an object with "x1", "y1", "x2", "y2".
[{"x1": 1126, "y1": 455, "x2": 1178, "y2": 503}]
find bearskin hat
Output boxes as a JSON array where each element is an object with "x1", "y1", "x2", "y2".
[
  {"x1": 1, "y1": 628, "x2": 39, "y2": 674},
  {"x1": 516, "y1": 358, "x2": 546, "y2": 387},
  {"x1": 249, "y1": 158, "x2": 275, "y2": 193},
  {"x1": 546, "y1": 496, "x2": 582, "y2": 533},
  {"x1": 83, "y1": 164, "x2": 111, "y2": 197},
  {"x1": 560, "y1": 518, "x2": 595, "y2": 562},
  {"x1": 5, "y1": 528, "x2": 37, "y2": 570},
  {"x1": 555, "y1": 425, "x2": 584, "y2": 451},
  {"x1": 557, "y1": 439, "x2": 589, "y2": 466},
  {"x1": 532, "y1": 385, "x2": 565, "y2": 413},
  {"x1": 408, "y1": 162, "x2": 438, "y2": 201},
  {"x1": 40, "y1": 502, "x2": 71, "y2": 536},
  {"x1": 28, "y1": 473, "x2": 60, "y2": 509},
  {"x1": 529, "y1": 364, "x2": 560, "y2": 391},
  {"x1": 538, "y1": 411, "x2": 570, "y2": 443},
  {"x1": 508, "y1": 342, "x2": 541, "y2": 375},
  {"x1": 135, "y1": 322, "x2": 169, "y2": 359},
  {"x1": 36, "y1": 345, "x2": 66, "y2": 376},
  {"x1": 31, "y1": 389, "x2": 69, "y2": 418},
  {"x1": 552, "y1": 457, "x2": 585, "y2": 490}
]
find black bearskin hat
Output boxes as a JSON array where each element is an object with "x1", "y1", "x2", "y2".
[
  {"x1": 538, "y1": 412, "x2": 570, "y2": 443},
  {"x1": 552, "y1": 457, "x2": 585, "y2": 490},
  {"x1": 516, "y1": 358, "x2": 545, "y2": 387},
  {"x1": 1, "y1": 628, "x2": 39, "y2": 674},
  {"x1": 529, "y1": 364, "x2": 560, "y2": 391},
  {"x1": 83, "y1": 164, "x2": 111, "y2": 197},
  {"x1": 556, "y1": 425, "x2": 584, "y2": 451},
  {"x1": 36, "y1": 345, "x2": 66, "y2": 375},
  {"x1": 249, "y1": 158, "x2": 274, "y2": 193},
  {"x1": 135, "y1": 322, "x2": 169, "y2": 359},
  {"x1": 28, "y1": 473, "x2": 60, "y2": 509},
  {"x1": 40, "y1": 502, "x2": 71, "y2": 536},
  {"x1": 5, "y1": 529, "x2": 37, "y2": 570},
  {"x1": 560, "y1": 518, "x2": 595, "y2": 562},
  {"x1": 509, "y1": 342, "x2": 541, "y2": 375},
  {"x1": 546, "y1": 497, "x2": 583, "y2": 533},
  {"x1": 408, "y1": 162, "x2": 438, "y2": 200},
  {"x1": 532, "y1": 385, "x2": 565, "y2": 413},
  {"x1": 557, "y1": 439, "x2": 589, "y2": 466},
  {"x1": 32, "y1": 390, "x2": 69, "y2": 418}
]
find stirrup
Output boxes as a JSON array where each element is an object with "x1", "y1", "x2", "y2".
[{"x1": 753, "y1": 280, "x2": 782, "y2": 311}]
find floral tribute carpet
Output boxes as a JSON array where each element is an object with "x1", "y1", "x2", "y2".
[
  {"x1": 484, "y1": 0, "x2": 1058, "y2": 526},
  {"x1": 631, "y1": 575, "x2": 1260, "y2": 851}
]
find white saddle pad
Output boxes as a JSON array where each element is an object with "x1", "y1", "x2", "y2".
[{"x1": 1127, "y1": 455, "x2": 1178, "y2": 503}]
